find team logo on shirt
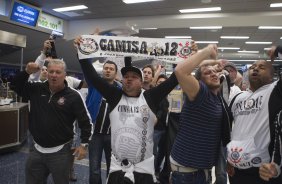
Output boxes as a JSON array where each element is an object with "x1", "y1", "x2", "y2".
[
  {"x1": 251, "y1": 157, "x2": 262, "y2": 164},
  {"x1": 230, "y1": 147, "x2": 243, "y2": 163},
  {"x1": 78, "y1": 38, "x2": 99, "y2": 55},
  {"x1": 140, "y1": 105, "x2": 150, "y2": 123},
  {"x1": 57, "y1": 97, "x2": 65, "y2": 105}
]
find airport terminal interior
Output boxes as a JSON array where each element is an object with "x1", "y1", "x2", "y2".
[{"x1": 0, "y1": 0, "x2": 282, "y2": 183}]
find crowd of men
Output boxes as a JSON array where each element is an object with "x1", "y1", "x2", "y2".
[{"x1": 9, "y1": 30, "x2": 282, "y2": 184}]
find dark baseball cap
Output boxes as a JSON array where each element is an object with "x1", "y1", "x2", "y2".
[{"x1": 121, "y1": 66, "x2": 143, "y2": 81}]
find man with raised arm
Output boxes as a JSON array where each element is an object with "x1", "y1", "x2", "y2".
[
  {"x1": 11, "y1": 59, "x2": 92, "y2": 184},
  {"x1": 75, "y1": 35, "x2": 178, "y2": 184},
  {"x1": 171, "y1": 44, "x2": 231, "y2": 184}
]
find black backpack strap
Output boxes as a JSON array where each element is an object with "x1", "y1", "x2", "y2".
[
  {"x1": 229, "y1": 92, "x2": 243, "y2": 110},
  {"x1": 228, "y1": 92, "x2": 243, "y2": 128}
]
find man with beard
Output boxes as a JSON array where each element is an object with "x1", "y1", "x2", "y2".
[{"x1": 227, "y1": 54, "x2": 282, "y2": 183}]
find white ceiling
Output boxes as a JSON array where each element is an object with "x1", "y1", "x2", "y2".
[{"x1": 19, "y1": 0, "x2": 282, "y2": 64}]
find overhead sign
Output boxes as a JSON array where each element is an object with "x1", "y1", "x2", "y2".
[
  {"x1": 38, "y1": 13, "x2": 63, "y2": 32},
  {"x1": 10, "y1": 1, "x2": 41, "y2": 27},
  {"x1": 77, "y1": 35, "x2": 192, "y2": 63}
]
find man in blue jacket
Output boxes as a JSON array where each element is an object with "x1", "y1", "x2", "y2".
[{"x1": 86, "y1": 58, "x2": 121, "y2": 184}]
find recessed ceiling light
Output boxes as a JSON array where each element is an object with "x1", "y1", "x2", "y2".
[
  {"x1": 122, "y1": 0, "x2": 163, "y2": 4},
  {"x1": 139, "y1": 28, "x2": 158, "y2": 30},
  {"x1": 258, "y1": 26, "x2": 282, "y2": 29},
  {"x1": 190, "y1": 26, "x2": 222, "y2": 29},
  {"x1": 179, "y1": 7, "x2": 221, "y2": 13},
  {"x1": 267, "y1": 60, "x2": 282, "y2": 61},
  {"x1": 201, "y1": 0, "x2": 212, "y2": 3},
  {"x1": 264, "y1": 48, "x2": 272, "y2": 50},
  {"x1": 195, "y1": 41, "x2": 218, "y2": 44},
  {"x1": 218, "y1": 47, "x2": 240, "y2": 50},
  {"x1": 220, "y1": 36, "x2": 249, "y2": 39},
  {"x1": 245, "y1": 41, "x2": 272, "y2": 44},
  {"x1": 228, "y1": 60, "x2": 257, "y2": 62},
  {"x1": 280, "y1": 37, "x2": 282, "y2": 39},
  {"x1": 270, "y1": 3, "x2": 282, "y2": 8},
  {"x1": 53, "y1": 5, "x2": 88, "y2": 12},
  {"x1": 238, "y1": 50, "x2": 259, "y2": 54},
  {"x1": 165, "y1": 36, "x2": 191, "y2": 39},
  {"x1": 83, "y1": 10, "x2": 92, "y2": 14}
]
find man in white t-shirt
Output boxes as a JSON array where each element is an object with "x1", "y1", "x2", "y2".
[
  {"x1": 259, "y1": 45, "x2": 282, "y2": 183},
  {"x1": 227, "y1": 58, "x2": 282, "y2": 184}
]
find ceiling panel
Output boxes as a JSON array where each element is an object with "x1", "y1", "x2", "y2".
[{"x1": 8, "y1": 0, "x2": 281, "y2": 68}]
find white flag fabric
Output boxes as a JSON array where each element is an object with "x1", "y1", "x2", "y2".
[{"x1": 77, "y1": 35, "x2": 192, "y2": 64}]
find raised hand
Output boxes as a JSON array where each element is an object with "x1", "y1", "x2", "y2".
[
  {"x1": 190, "y1": 40, "x2": 198, "y2": 55},
  {"x1": 73, "y1": 36, "x2": 83, "y2": 49},
  {"x1": 25, "y1": 62, "x2": 40, "y2": 74},
  {"x1": 42, "y1": 40, "x2": 53, "y2": 55},
  {"x1": 206, "y1": 44, "x2": 218, "y2": 60},
  {"x1": 267, "y1": 46, "x2": 277, "y2": 62}
]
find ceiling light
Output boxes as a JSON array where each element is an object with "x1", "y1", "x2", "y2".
[
  {"x1": 218, "y1": 47, "x2": 240, "y2": 50},
  {"x1": 190, "y1": 26, "x2": 222, "y2": 29},
  {"x1": 179, "y1": 7, "x2": 221, "y2": 13},
  {"x1": 280, "y1": 37, "x2": 282, "y2": 39},
  {"x1": 238, "y1": 50, "x2": 259, "y2": 54},
  {"x1": 195, "y1": 41, "x2": 218, "y2": 44},
  {"x1": 228, "y1": 60, "x2": 257, "y2": 62},
  {"x1": 139, "y1": 28, "x2": 158, "y2": 30},
  {"x1": 201, "y1": 0, "x2": 212, "y2": 3},
  {"x1": 258, "y1": 26, "x2": 282, "y2": 29},
  {"x1": 267, "y1": 59, "x2": 282, "y2": 62},
  {"x1": 165, "y1": 36, "x2": 191, "y2": 39},
  {"x1": 53, "y1": 5, "x2": 88, "y2": 12},
  {"x1": 264, "y1": 48, "x2": 271, "y2": 50},
  {"x1": 245, "y1": 41, "x2": 272, "y2": 44},
  {"x1": 122, "y1": 0, "x2": 163, "y2": 4},
  {"x1": 270, "y1": 3, "x2": 282, "y2": 8},
  {"x1": 220, "y1": 36, "x2": 249, "y2": 39}
]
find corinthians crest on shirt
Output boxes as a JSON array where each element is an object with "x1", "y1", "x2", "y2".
[
  {"x1": 228, "y1": 147, "x2": 262, "y2": 168},
  {"x1": 57, "y1": 97, "x2": 65, "y2": 105}
]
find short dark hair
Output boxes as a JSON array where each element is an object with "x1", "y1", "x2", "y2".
[
  {"x1": 142, "y1": 64, "x2": 155, "y2": 77},
  {"x1": 194, "y1": 64, "x2": 212, "y2": 81},
  {"x1": 104, "y1": 60, "x2": 118, "y2": 73},
  {"x1": 250, "y1": 60, "x2": 274, "y2": 78},
  {"x1": 194, "y1": 66, "x2": 203, "y2": 80},
  {"x1": 157, "y1": 74, "x2": 168, "y2": 82}
]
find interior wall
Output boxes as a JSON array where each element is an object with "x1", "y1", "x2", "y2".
[{"x1": 0, "y1": 20, "x2": 83, "y2": 72}]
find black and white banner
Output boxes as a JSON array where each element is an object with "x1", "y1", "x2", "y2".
[{"x1": 77, "y1": 35, "x2": 192, "y2": 63}]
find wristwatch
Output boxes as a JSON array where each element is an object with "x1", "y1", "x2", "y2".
[{"x1": 80, "y1": 143, "x2": 89, "y2": 148}]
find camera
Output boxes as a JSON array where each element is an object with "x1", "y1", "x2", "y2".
[{"x1": 45, "y1": 30, "x2": 63, "y2": 59}]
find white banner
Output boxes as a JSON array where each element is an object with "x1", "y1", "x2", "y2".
[{"x1": 77, "y1": 35, "x2": 192, "y2": 63}]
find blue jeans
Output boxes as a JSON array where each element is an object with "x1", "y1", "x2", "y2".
[
  {"x1": 25, "y1": 142, "x2": 73, "y2": 184},
  {"x1": 214, "y1": 145, "x2": 227, "y2": 184},
  {"x1": 89, "y1": 134, "x2": 111, "y2": 184},
  {"x1": 172, "y1": 170, "x2": 209, "y2": 184},
  {"x1": 153, "y1": 130, "x2": 165, "y2": 172}
]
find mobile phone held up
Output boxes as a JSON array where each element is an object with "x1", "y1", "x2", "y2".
[{"x1": 45, "y1": 31, "x2": 63, "y2": 59}]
